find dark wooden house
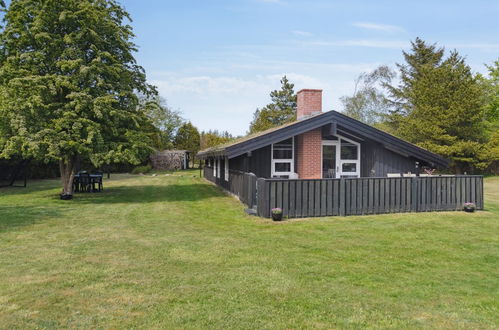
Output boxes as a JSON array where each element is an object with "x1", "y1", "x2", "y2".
[{"x1": 197, "y1": 89, "x2": 448, "y2": 184}]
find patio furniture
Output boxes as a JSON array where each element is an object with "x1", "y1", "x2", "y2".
[
  {"x1": 91, "y1": 173, "x2": 103, "y2": 192},
  {"x1": 78, "y1": 173, "x2": 92, "y2": 192},
  {"x1": 72, "y1": 171, "x2": 103, "y2": 193}
]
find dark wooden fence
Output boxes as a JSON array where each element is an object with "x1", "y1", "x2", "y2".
[
  {"x1": 204, "y1": 166, "x2": 257, "y2": 208},
  {"x1": 256, "y1": 176, "x2": 483, "y2": 218}
]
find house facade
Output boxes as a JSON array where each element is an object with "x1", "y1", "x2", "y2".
[{"x1": 198, "y1": 89, "x2": 448, "y2": 183}]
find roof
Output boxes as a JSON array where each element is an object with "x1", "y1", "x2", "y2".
[
  {"x1": 197, "y1": 110, "x2": 449, "y2": 167},
  {"x1": 155, "y1": 150, "x2": 190, "y2": 154}
]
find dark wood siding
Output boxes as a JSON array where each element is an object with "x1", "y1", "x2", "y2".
[
  {"x1": 361, "y1": 139, "x2": 419, "y2": 177},
  {"x1": 257, "y1": 176, "x2": 483, "y2": 218},
  {"x1": 229, "y1": 145, "x2": 271, "y2": 178}
]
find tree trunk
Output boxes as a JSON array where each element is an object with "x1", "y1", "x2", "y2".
[{"x1": 59, "y1": 155, "x2": 77, "y2": 197}]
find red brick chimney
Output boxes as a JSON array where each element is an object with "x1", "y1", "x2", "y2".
[
  {"x1": 297, "y1": 89, "x2": 322, "y2": 120},
  {"x1": 296, "y1": 89, "x2": 323, "y2": 179}
]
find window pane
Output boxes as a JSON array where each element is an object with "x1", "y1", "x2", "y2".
[
  {"x1": 341, "y1": 142, "x2": 358, "y2": 160},
  {"x1": 274, "y1": 138, "x2": 292, "y2": 146},
  {"x1": 342, "y1": 163, "x2": 357, "y2": 172},
  {"x1": 273, "y1": 149, "x2": 292, "y2": 159},
  {"x1": 322, "y1": 145, "x2": 336, "y2": 178},
  {"x1": 275, "y1": 162, "x2": 291, "y2": 172}
]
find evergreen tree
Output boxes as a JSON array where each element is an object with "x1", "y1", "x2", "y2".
[
  {"x1": 174, "y1": 122, "x2": 200, "y2": 155},
  {"x1": 249, "y1": 76, "x2": 297, "y2": 133},
  {"x1": 0, "y1": 0, "x2": 155, "y2": 196},
  {"x1": 200, "y1": 130, "x2": 235, "y2": 150},
  {"x1": 476, "y1": 60, "x2": 499, "y2": 173},
  {"x1": 386, "y1": 39, "x2": 486, "y2": 173}
]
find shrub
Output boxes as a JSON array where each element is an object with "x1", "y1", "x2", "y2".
[{"x1": 131, "y1": 165, "x2": 152, "y2": 175}]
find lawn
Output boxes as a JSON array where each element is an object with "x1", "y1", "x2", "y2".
[{"x1": 0, "y1": 171, "x2": 498, "y2": 329}]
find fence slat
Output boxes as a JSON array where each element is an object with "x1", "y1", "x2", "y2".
[
  {"x1": 308, "y1": 181, "x2": 315, "y2": 217},
  {"x1": 314, "y1": 180, "x2": 321, "y2": 217},
  {"x1": 321, "y1": 180, "x2": 327, "y2": 216},
  {"x1": 327, "y1": 180, "x2": 333, "y2": 216}
]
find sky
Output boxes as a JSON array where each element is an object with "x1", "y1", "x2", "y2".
[{"x1": 20, "y1": 0, "x2": 499, "y2": 135}]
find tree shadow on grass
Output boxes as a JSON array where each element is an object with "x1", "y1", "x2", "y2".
[
  {"x1": 0, "y1": 205, "x2": 62, "y2": 233},
  {"x1": 69, "y1": 183, "x2": 224, "y2": 204}
]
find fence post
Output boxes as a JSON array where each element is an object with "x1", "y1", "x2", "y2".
[
  {"x1": 339, "y1": 178, "x2": 345, "y2": 216},
  {"x1": 411, "y1": 177, "x2": 418, "y2": 212},
  {"x1": 257, "y1": 178, "x2": 270, "y2": 218}
]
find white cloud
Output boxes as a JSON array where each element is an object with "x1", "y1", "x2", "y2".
[
  {"x1": 303, "y1": 39, "x2": 409, "y2": 49},
  {"x1": 292, "y1": 30, "x2": 314, "y2": 37},
  {"x1": 353, "y1": 22, "x2": 405, "y2": 33},
  {"x1": 149, "y1": 72, "x2": 357, "y2": 135}
]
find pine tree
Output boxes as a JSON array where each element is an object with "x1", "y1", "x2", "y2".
[
  {"x1": 249, "y1": 76, "x2": 297, "y2": 133},
  {"x1": 386, "y1": 39, "x2": 487, "y2": 173},
  {"x1": 0, "y1": 0, "x2": 155, "y2": 196}
]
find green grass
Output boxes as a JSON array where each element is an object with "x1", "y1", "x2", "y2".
[{"x1": 0, "y1": 172, "x2": 498, "y2": 329}]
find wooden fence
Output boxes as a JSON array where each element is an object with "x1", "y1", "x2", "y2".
[
  {"x1": 256, "y1": 176, "x2": 483, "y2": 218},
  {"x1": 204, "y1": 166, "x2": 257, "y2": 208}
]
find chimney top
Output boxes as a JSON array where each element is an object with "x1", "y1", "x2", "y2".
[{"x1": 297, "y1": 89, "x2": 323, "y2": 120}]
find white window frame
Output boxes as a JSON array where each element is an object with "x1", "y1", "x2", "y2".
[
  {"x1": 321, "y1": 134, "x2": 361, "y2": 178},
  {"x1": 214, "y1": 158, "x2": 218, "y2": 178},
  {"x1": 224, "y1": 157, "x2": 229, "y2": 181},
  {"x1": 271, "y1": 137, "x2": 294, "y2": 178}
]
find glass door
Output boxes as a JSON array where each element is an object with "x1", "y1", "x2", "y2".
[
  {"x1": 322, "y1": 143, "x2": 337, "y2": 178},
  {"x1": 323, "y1": 137, "x2": 360, "y2": 178}
]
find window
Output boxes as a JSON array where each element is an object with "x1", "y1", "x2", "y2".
[
  {"x1": 271, "y1": 138, "x2": 294, "y2": 177},
  {"x1": 339, "y1": 139, "x2": 360, "y2": 177},
  {"x1": 214, "y1": 158, "x2": 217, "y2": 177},
  {"x1": 341, "y1": 142, "x2": 358, "y2": 160},
  {"x1": 224, "y1": 157, "x2": 229, "y2": 181},
  {"x1": 342, "y1": 163, "x2": 357, "y2": 172},
  {"x1": 216, "y1": 158, "x2": 221, "y2": 178}
]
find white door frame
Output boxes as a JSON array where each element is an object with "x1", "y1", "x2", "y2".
[{"x1": 321, "y1": 135, "x2": 360, "y2": 178}]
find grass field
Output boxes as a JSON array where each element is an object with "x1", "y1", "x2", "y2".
[{"x1": 0, "y1": 171, "x2": 498, "y2": 329}]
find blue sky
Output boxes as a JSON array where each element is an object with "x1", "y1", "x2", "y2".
[{"x1": 12, "y1": 0, "x2": 499, "y2": 135}]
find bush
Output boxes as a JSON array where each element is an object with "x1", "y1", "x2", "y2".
[{"x1": 131, "y1": 165, "x2": 152, "y2": 175}]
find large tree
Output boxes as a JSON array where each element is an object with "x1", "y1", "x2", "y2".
[
  {"x1": 385, "y1": 38, "x2": 486, "y2": 173},
  {"x1": 139, "y1": 95, "x2": 183, "y2": 150},
  {"x1": 174, "y1": 122, "x2": 200, "y2": 155},
  {"x1": 249, "y1": 76, "x2": 297, "y2": 133},
  {"x1": 0, "y1": 0, "x2": 155, "y2": 197},
  {"x1": 341, "y1": 65, "x2": 395, "y2": 125}
]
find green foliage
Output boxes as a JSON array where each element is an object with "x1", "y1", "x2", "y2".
[
  {"x1": 385, "y1": 38, "x2": 487, "y2": 172},
  {"x1": 200, "y1": 130, "x2": 235, "y2": 149},
  {"x1": 483, "y1": 60, "x2": 499, "y2": 132},
  {"x1": 341, "y1": 65, "x2": 395, "y2": 124},
  {"x1": 0, "y1": 0, "x2": 155, "y2": 193},
  {"x1": 249, "y1": 76, "x2": 297, "y2": 133},
  {"x1": 174, "y1": 122, "x2": 200, "y2": 154},
  {"x1": 131, "y1": 164, "x2": 151, "y2": 174},
  {"x1": 139, "y1": 95, "x2": 183, "y2": 150}
]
